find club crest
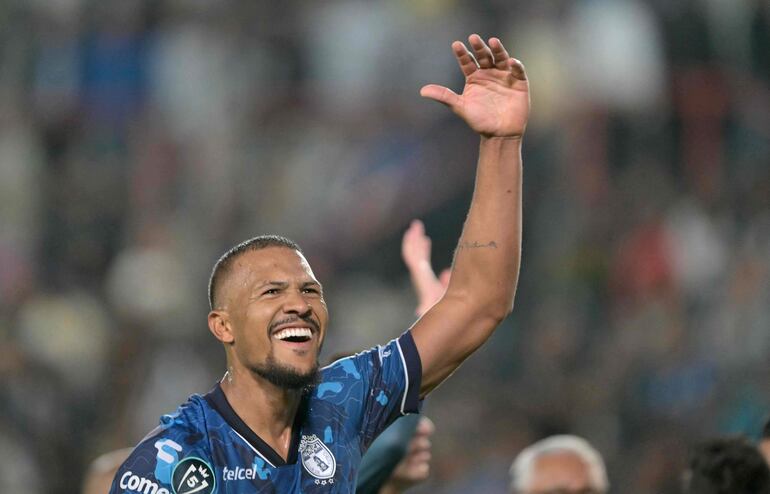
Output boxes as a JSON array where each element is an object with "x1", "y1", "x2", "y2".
[{"x1": 299, "y1": 434, "x2": 336, "y2": 480}]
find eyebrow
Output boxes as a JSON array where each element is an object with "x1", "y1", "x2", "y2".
[
  {"x1": 258, "y1": 280, "x2": 322, "y2": 288},
  {"x1": 259, "y1": 281, "x2": 289, "y2": 289}
]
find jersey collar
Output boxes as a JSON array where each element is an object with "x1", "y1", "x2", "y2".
[{"x1": 204, "y1": 382, "x2": 308, "y2": 467}]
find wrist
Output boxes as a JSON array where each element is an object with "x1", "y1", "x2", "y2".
[
  {"x1": 480, "y1": 134, "x2": 523, "y2": 145},
  {"x1": 478, "y1": 135, "x2": 524, "y2": 157}
]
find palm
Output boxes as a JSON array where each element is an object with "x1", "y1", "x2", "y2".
[
  {"x1": 421, "y1": 35, "x2": 530, "y2": 138},
  {"x1": 457, "y1": 71, "x2": 529, "y2": 138}
]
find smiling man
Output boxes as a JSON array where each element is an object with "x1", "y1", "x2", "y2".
[{"x1": 110, "y1": 33, "x2": 529, "y2": 493}]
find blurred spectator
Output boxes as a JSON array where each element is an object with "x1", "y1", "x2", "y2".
[
  {"x1": 509, "y1": 435, "x2": 609, "y2": 494},
  {"x1": 16, "y1": 289, "x2": 112, "y2": 395},
  {"x1": 0, "y1": 425, "x2": 44, "y2": 494},
  {"x1": 683, "y1": 436, "x2": 770, "y2": 494}
]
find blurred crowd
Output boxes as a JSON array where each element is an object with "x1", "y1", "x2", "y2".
[{"x1": 1, "y1": 0, "x2": 769, "y2": 493}]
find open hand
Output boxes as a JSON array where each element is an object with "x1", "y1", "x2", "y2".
[{"x1": 421, "y1": 34, "x2": 529, "y2": 139}]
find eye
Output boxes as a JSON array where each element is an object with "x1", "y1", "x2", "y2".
[
  {"x1": 302, "y1": 287, "x2": 321, "y2": 295},
  {"x1": 263, "y1": 288, "x2": 280, "y2": 296}
]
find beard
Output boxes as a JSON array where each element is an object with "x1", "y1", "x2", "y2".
[{"x1": 250, "y1": 353, "x2": 320, "y2": 390}]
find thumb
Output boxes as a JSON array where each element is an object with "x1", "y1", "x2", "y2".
[{"x1": 420, "y1": 84, "x2": 460, "y2": 109}]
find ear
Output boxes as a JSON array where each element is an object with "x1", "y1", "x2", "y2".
[{"x1": 208, "y1": 310, "x2": 235, "y2": 344}]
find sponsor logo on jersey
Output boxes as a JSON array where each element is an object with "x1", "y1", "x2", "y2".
[
  {"x1": 155, "y1": 439, "x2": 183, "y2": 464},
  {"x1": 299, "y1": 434, "x2": 336, "y2": 480},
  {"x1": 222, "y1": 465, "x2": 257, "y2": 481},
  {"x1": 119, "y1": 472, "x2": 171, "y2": 494},
  {"x1": 171, "y1": 457, "x2": 215, "y2": 494}
]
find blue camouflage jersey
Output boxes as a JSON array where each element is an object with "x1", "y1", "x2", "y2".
[{"x1": 110, "y1": 332, "x2": 421, "y2": 494}]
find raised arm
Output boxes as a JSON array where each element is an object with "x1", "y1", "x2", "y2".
[{"x1": 411, "y1": 34, "x2": 529, "y2": 396}]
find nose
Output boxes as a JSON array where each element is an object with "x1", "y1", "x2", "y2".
[{"x1": 282, "y1": 289, "x2": 312, "y2": 316}]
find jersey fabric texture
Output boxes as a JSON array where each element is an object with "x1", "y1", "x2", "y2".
[{"x1": 109, "y1": 332, "x2": 421, "y2": 494}]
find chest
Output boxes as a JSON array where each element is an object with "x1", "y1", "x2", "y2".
[{"x1": 212, "y1": 418, "x2": 363, "y2": 493}]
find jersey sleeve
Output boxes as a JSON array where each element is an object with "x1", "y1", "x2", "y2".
[
  {"x1": 346, "y1": 331, "x2": 422, "y2": 449},
  {"x1": 109, "y1": 408, "x2": 217, "y2": 494}
]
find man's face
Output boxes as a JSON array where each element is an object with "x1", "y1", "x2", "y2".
[
  {"x1": 220, "y1": 247, "x2": 328, "y2": 388},
  {"x1": 526, "y1": 452, "x2": 599, "y2": 494}
]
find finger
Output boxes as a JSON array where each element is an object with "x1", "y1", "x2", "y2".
[
  {"x1": 410, "y1": 450, "x2": 432, "y2": 463},
  {"x1": 417, "y1": 416, "x2": 436, "y2": 435},
  {"x1": 468, "y1": 34, "x2": 494, "y2": 69},
  {"x1": 406, "y1": 461, "x2": 431, "y2": 480},
  {"x1": 509, "y1": 57, "x2": 527, "y2": 81},
  {"x1": 438, "y1": 269, "x2": 451, "y2": 288},
  {"x1": 420, "y1": 84, "x2": 461, "y2": 109},
  {"x1": 410, "y1": 437, "x2": 431, "y2": 452},
  {"x1": 403, "y1": 222, "x2": 424, "y2": 249},
  {"x1": 409, "y1": 219, "x2": 425, "y2": 236},
  {"x1": 452, "y1": 40, "x2": 478, "y2": 76},
  {"x1": 489, "y1": 37, "x2": 511, "y2": 69}
]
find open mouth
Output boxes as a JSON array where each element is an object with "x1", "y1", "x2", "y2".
[{"x1": 273, "y1": 327, "x2": 313, "y2": 343}]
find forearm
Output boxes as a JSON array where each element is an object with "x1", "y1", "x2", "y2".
[
  {"x1": 411, "y1": 34, "x2": 528, "y2": 396},
  {"x1": 446, "y1": 136, "x2": 523, "y2": 319},
  {"x1": 408, "y1": 261, "x2": 437, "y2": 295}
]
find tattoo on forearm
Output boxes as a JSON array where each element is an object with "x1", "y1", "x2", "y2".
[{"x1": 457, "y1": 240, "x2": 498, "y2": 250}]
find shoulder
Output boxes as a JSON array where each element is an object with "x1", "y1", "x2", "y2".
[
  {"x1": 154, "y1": 393, "x2": 211, "y2": 439},
  {"x1": 132, "y1": 393, "x2": 213, "y2": 458},
  {"x1": 111, "y1": 395, "x2": 215, "y2": 494},
  {"x1": 316, "y1": 334, "x2": 420, "y2": 401},
  {"x1": 322, "y1": 336, "x2": 405, "y2": 374}
]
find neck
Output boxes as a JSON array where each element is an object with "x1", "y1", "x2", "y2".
[{"x1": 220, "y1": 366, "x2": 304, "y2": 460}]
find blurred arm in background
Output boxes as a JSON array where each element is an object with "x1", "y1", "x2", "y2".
[
  {"x1": 357, "y1": 223, "x2": 446, "y2": 494},
  {"x1": 401, "y1": 219, "x2": 451, "y2": 318}
]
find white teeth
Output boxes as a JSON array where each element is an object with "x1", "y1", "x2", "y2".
[{"x1": 274, "y1": 327, "x2": 312, "y2": 340}]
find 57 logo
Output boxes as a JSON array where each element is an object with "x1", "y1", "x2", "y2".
[{"x1": 172, "y1": 457, "x2": 216, "y2": 494}]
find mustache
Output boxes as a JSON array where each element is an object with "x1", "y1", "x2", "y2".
[{"x1": 268, "y1": 316, "x2": 320, "y2": 334}]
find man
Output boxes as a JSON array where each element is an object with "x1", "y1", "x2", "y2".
[
  {"x1": 111, "y1": 33, "x2": 529, "y2": 493},
  {"x1": 683, "y1": 436, "x2": 770, "y2": 494},
  {"x1": 509, "y1": 435, "x2": 609, "y2": 494},
  {"x1": 93, "y1": 222, "x2": 438, "y2": 494},
  {"x1": 90, "y1": 222, "x2": 441, "y2": 494}
]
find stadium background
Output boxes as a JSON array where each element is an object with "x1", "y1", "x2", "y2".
[{"x1": 1, "y1": 1, "x2": 769, "y2": 492}]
